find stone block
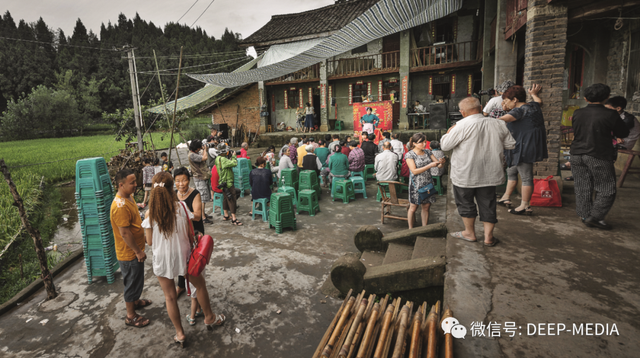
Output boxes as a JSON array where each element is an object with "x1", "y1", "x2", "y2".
[
  {"x1": 331, "y1": 253, "x2": 366, "y2": 296},
  {"x1": 381, "y1": 223, "x2": 447, "y2": 246},
  {"x1": 354, "y1": 225, "x2": 385, "y2": 252},
  {"x1": 363, "y1": 256, "x2": 445, "y2": 294}
]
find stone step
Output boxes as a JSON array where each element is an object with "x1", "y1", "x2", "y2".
[
  {"x1": 360, "y1": 250, "x2": 385, "y2": 269},
  {"x1": 382, "y1": 243, "x2": 414, "y2": 265},
  {"x1": 363, "y1": 256, "x2": 446, "y2": 294},
  {"x1": 411, "y1": 237, "x2": 446, "y2": 261}
]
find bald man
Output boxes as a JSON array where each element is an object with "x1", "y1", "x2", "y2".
[{"x1": 441, "y1": 97, "x2": 516, "y2": 247}]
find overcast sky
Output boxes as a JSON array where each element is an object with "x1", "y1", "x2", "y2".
[{"x1": 4, "y1": 0, "x2": 334, "y2": 39}]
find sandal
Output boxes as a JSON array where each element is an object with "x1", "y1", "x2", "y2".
[
  {"x1": 186, "y1": 314, "x2": 196, "y2": 326},
  {"x1": 231, "y1": 219, "x2": 243, "y2": 226},
  {"x1": 508, "y1": 208, "x2": 533, "y2": 216},
  {"x1": 194, "y1": 309, "x2": 204, "y2": 318},
  {"x1": 173, "y1": 335, "x2": 185, "y2": 348},
  {"x1": 125, "y1": 314, "x2": 150, "y2": 328},
  {"x1": 205, "y1": 313, "x2": 226, "y2": 330},
  {"x1": 497, "y1": 199, "x2": 512, "y2": 207},
  {"x1": 133, "y1": 299, "x2": 152, "y2": 310},
  {"x1": 450, "y1": 231, "x2": 477, "y2": 243},
  {"x1": 222, "y1": 215, "x2": 231, "y2": 221},
  {"x1": 484, "y1": 238, "x2": 500, "y2": 247}
]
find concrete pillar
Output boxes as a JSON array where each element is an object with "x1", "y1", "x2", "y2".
[
  {"x1": 320, "y1": 60, "x2": 329, "y2": 131},
  {"x1": 482, "y1": 0, "x2": 497, "y2": 90},
  {"x1": 523, "y1": 0, "x2": 568, "y2": 176},
  {"x1": 494, "y1": 0, "x2": 518, "y2": 86},
  {"x1": 399, "y1": 29, "x2": 411, "y2": 130},
  {"x1": 258, "y1": 81, "x2": 267, "y2": 133}
]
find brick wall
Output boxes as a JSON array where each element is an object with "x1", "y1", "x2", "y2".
[
  {"x1": 523, "y1": 0, "x2": 568, "y2": 177},
  {"x1": 209, "y1": 84, "x2": 261, "y2": 132}
]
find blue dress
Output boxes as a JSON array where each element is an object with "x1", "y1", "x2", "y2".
[{"x1": 504, "y1": 102, "x2": 548, "y2": 167}]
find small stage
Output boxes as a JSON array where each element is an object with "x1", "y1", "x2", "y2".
[{"x1": 256, "y1": 129, "x2": 447, "y2": 147}]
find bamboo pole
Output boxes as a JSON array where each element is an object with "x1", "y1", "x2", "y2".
[
  {"x1": 152, "y1": 50, "x2": 181, "y2": 167},
  {"x1": 339, "y1": 298, "x2": 368, "y2": 358},
  {"x1": 424, "y1": 302, "x2": 440, "y2": 358},
  {"x1": 168, "y1": 46, "x2": 184, "y2": 168},
  {"x1": 0, "y1": 160, "x2": 56, "y2": 300},
  {"x1": 381, "y1": 298, "x2": 402, "y2": 358},
  {"x1": 347, "y1": 295, "x2": 376, "y2": 358},
  {"x1": 313, "y1": 289, "x2": 354, "y2": 358},
  {"x1": 373, "y1": 302, "x2": 395, "y2": 358},
  {"x1": 364, "y1": 295, "x2": 390, "y2": 358},
  {"x1": 391, "y1": 305, "x2": 410, "y2": 358},
  {"x1": 408, "y1": 310, "x2": 423, "y2": 358},
  {"x1": 440, "y1": 308, "x2": 454, "y2": 358},
  {"x1": 322, "y1": 296, "x2": 356, "y2": 358},
  {"x1": 356, "y1": 303, "x2": 380, "y2": 358}
]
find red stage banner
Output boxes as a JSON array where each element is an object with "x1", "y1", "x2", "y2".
[
  {"x1": 352, "y1": 101, "x2": 393, "y2": 145},
  {"x1": 401, "y1": 76, "x2": 408, "y2": 108}
]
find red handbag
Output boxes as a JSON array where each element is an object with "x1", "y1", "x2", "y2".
[
  {"x1": 530, "y1": 175, "x2": 562, "y2": 207},
  {"x1": 179, "y1": 202, "x2": 215, "y2": 295}
]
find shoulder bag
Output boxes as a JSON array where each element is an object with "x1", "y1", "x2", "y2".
[
  {"x1": 179, "y1": 202, "x2": 215, "y2": 295},
  {"x1": 411, "y1": 172, "x2": 436, "y2": 203}
]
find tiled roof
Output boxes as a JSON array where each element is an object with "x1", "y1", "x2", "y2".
[{"x1": 241, "y1": 0, "x2": 379, "y2": 46}]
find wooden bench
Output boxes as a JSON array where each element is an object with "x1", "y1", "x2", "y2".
[
  {"x1": 618, "y1": 149, "x2": 640, "y2": 188},
  {"x1": 377, "y1": 180, "x2": 409, "y2": 224}
]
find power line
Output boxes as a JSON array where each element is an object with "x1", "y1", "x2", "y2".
[
  {"x1": 135, "y1": 55, "x2": 249, "y2": 74},
  {"x1": 128, "y1": 46, "x2": 268, "y2": 60},
  {"x1": 177, "y1": 0, "x2": 200, "y2": 23},
  {"x1": 190, "y1": 0, "x2": 217, "y2": 28},
  {"x1": 0, "y1": 36, "x2": 118, "y2": 52}
]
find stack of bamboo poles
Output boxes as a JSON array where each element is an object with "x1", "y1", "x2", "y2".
[{"x1": 312, "y1": 289, "x2": 455, "y2": 358}]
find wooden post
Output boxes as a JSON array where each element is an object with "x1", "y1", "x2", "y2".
[
  {"x1": 168, "y1": 46, "x2": 184, "y2": 168},
  {"x1": 0, "y1": 159, "x2": 57, "y2": 300}
]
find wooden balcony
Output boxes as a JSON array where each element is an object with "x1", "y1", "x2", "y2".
[
  {"x1": 265, "y1": 63, "x2": 320, "y2": 85},
  {"x1": 327, "y1": 51, "x2": 400, "y2": 79},
  {"x1": 410, "y1": 41, "x2": 481, "y2": 72}
]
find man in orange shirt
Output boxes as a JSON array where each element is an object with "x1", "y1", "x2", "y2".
[{"x1": 111, "y1": 169, "x2": 152, "y2": 328}]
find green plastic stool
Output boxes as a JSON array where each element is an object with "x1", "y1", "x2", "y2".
[
  {"x1": 280, "y1": 168, "x2": 299, "y2": 190},
  {"x1": 432, "y1": 175, "x2": 444, "y2": 195},
  {"x1": 213, "y1": 192, "x2": 225, "y2": 216},
  {"x1": 350, "y1": 176, "x2": 367, "y2": 199},
  {"x1": 335, "y1": 120, "x2": 344, "y2": 131},
  {"x1": 252, "y1": 198, "x2": 269, "y2": 222},
  {"x1": 299, "y1": 170, "x2": 319, "y2": 190},
  {"x1": 376, "y1": 182, "x2": 390, "y2": 202},
  {"x1": 332, "y1": 179, "x2": 355, "y2": 204},
  {"x1": 351, "y1": 171, "x2": 364, "y2": 178},
  {"x1": 364, "y1": 164, "x2": 376, "y2": 181},
  {"x1": 297, "y1": 189, "x2": 320, "y2": 216},
  {"x1": 277, "y1": 185, "x2": 298, "y2": 207}
]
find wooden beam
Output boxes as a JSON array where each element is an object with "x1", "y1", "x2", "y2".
[{"x1": 569, "y1": 1, "x2": 640, "y2": 21}]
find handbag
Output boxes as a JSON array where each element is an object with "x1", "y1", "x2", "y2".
[
  {"x1": 530, "y1": 175, "x2": 562, "y2": 207},
  {"x1": 411, "y1": 174, "x2": 436, "y2": 203},
  {"x1": 179, "y1": 202, "x2": 215, "y2": 296}
]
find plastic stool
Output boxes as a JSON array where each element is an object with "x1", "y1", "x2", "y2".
[
  {"x1": 432, "y1": 175, "x2": 444, "y2": 195},
  {"x1": 335, "y1": 120, "x2": 344, "y2": 131},
  {"x1": 364, "y1": 164, "x2": 376, "y2": 181},
  {"x1": 332, "y1": 179, "x2": 355, "y2": 204},
  {"x1": 350, "y1": 176, "x2": 367, "y2": 199},
  {"x1": 277, "y1": 185, "x2": 298, "y2": 207},
  {"x1": 351, "y1": 171, "x2": 364, "y2": 178},
  {"x1": 213, "y1": 192, "x2": 224, "y2": 216},
  {"x1": 376, "y1": 182, "x2": 389, "y2": 202},
  {"x1": 252, "y1": 198, "x2": 269, "y2": 222},
  {"x1": 297, "y1": 190, "x2": 320, "y2": 216}
]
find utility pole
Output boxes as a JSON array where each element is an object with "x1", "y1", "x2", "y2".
[{"x1": 126, "y1": 48, "x2": 144, "y2": 152}]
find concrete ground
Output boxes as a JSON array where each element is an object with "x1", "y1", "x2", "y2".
[
  {"x1": 445, "y1": 169, "x2": 640, "y2": 358},
  {"x1": 0, "y1": 148, "x2": 446, "y2": 358}
]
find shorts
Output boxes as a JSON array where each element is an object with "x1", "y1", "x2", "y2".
[
  {"x1": 507, "y1": 162, "x2": 534, "y2": 186},
  {"x1": 119, "y1": 258, "x2": 145, "y2": 302},
  {"x1": 453, "y1": 185, "x2": 497, "y2": 224},
  {"x1": 194, "y1": 178, "x2": 211, "y2": 202},
  {"x1": 144, "y1": 183, "x2": 151, "y2": 191}
]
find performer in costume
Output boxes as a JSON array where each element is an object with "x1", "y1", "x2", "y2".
[{"x1": 360, "y1": 107, "x2": 380, "y2": 135}]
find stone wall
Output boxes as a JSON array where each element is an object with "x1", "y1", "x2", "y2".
[{"x1": 523, "y1": 0, "x2": 568, "y2": 177}]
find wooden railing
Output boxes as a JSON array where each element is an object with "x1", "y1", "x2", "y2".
[
  {"x1": 266, "y1": 63, "x2": 320, "y2": 84},
  {"x1": 410, "y1": 41, "x2": 480, "y2": 69},
  {"x1": 327, "y1": 51, "x2": 400, "y2": 78}
]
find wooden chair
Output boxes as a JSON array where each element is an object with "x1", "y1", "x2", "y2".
[
  {"x1": 617, "y1": 149, "x2": 640, "y2": 188},
  {"x1": 377, "y1": 180, "x2": 410, "y2": 224}
]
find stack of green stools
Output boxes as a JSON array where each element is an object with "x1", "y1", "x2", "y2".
[
  {"x1": 299, "y1": 170, "x2": 321, "y2": 198},
  {"x1": 350, "y1": 176, "x2": 367, "y2": 198},
  {"x1": 280, "y1": 168, "x2": 299, "y2": 190},
  {"x1": 75, "y1": 157, "x2": 119, "y2": 284},
  {"x1": 277, "y1": 184, "x2": 298, "y2": 207},
  {"x1": 297, "y1": 189, "x2": 320, "y2": 216},
  {"x1": 233, "y1": 164, "x2": 251, "y2": 197},
  {"x1": 364, "y1": 164, "x2": 376, "y2": 180},
  {"x1": 332, "y1": 178, "x2": 356, "y2": 204},
  {"x1": 269, "y1": 193, "x2": 296, "y2": 234}
]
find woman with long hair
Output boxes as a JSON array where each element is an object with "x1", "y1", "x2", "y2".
[
  {"x1": 142, "y1": 172, "x2": 225, "y2": 348},
  {"x1": 405, "y1": 133, "x2": 445, "y2": 229}
]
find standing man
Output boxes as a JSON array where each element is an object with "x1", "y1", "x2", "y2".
[
  {"x1": 111, "y1": 169, "x2": 152, "y2": 328},
  {"x1": 374, "y1": 142, "x2": 398, "y2": 181},
  {"x1": 188, "y1": 140, "x2": 212, "y2": 224},
  {"x1": 441, "y1": 97, "x2": 515, "y2": 246},
  {"x1": 571, "y1": 84, "x2": 629, "y2": 230}
]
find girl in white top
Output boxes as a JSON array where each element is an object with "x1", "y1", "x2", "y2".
[{"x1": 143, "y1": 172, "x2": 225, "y2": 347}]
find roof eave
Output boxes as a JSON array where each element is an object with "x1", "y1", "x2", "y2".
[{"x1": 240, "y1": 31, "x2": 337, "y2": 48}]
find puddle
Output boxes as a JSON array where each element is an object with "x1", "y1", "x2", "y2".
[{"x1": 49, "y1": 185, "x2": 82, "y2": 261}]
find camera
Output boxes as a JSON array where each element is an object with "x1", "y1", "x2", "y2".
[
  {"x1": 479, "y1": 88, "x2": 495, "y2": 96},
  {"x1": 217, "y1": 182, "x2": 227, "y2": 190}
]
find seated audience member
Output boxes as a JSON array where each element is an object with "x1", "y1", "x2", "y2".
[
  {"x1": 341, "y1": 141, "x2": 351, "y2": 157},
  {"x1": 328, "y1": 134, "x2": 341, "y2": 153},
  {"x1": 249, "y1": 157, "x2": 273, "y2": 210},
  {"x1": 315, "y1": 140, "x2": 330, "y2": 167},
  {"x1": 277, "y1": 147, "x2": 295, "y2": 179},
  {"x1": 325, "y1": 145, "x2": 350, "y2": 186},
  {"x1": 302, "y1": 145, "x2": 323, "y2": 177},
  {"x1": 605, "y1": 96, "x2": 640, "y2": 150},
  {"x1": 362, "y1": 133, "x2": 379, "y2": 165},
  {"x1": 288, "y1": 138, "x2": 299, "y2": 165},
  {"x1": 378, "y1": 132, "x2": 391, "y2": 152},
  {"x1": 348, "y1": 141, "x2": 365, "y2": 172},
  {"x1": 297, "y1": 138, "x2": 309, "y2": 168},
  {"x1": 390, "y1": 133, "x2": 404, "y2": 160},
  {"x1": 309, "y1": 137, "x2": 319, "y2": 150},
  {"x1": 239, "y1": 142, "x2": 250, "y2": 159},
  {"x1": 375, "y1": 141, "x2": 398, "y2": 181}
]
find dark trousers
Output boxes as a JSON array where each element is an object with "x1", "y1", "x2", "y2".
[
  {"x1": 570, "y1": 154, "x2": 617, "y2": 220},
  {"x1": 453, "y1": 185, "x2": 497, "y2": 224},
  {"x1": 222, "y1": 187, "x2": 238, "y2": 214}
]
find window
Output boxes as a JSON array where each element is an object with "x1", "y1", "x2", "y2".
[
  {"x1": 352, "y1": 83, "x2": 368, "y2": 103},
  {"x1": 432, "y1": 75, "x2": 451, "y2": 100},
  {"x1": 434, "y1": 18, "x2": 455, "y2": 43},
  {"x1": 286, "y1": 88, "x2": 299, "y2": 109},
  {"x1": 351, "y1": 44, "x2": 368, "y2": 54},
  {"x1": 568, "y1": 46, "x2": 585, "y2": 99}
]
